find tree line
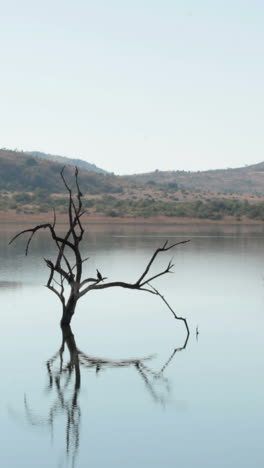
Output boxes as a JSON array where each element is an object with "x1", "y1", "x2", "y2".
[{"x1": 2, "y1": 191, "x2": 264, "y2": 220}]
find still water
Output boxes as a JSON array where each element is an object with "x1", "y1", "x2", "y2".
[{"x1": 0, "y1": 223, "x2": 264, "y2": 468}]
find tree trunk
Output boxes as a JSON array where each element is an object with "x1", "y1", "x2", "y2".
[{"x1": 61, "y1": 295, "x2": 78, "y2": 326}]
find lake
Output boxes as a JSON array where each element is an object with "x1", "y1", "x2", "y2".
[{"x1": 1, "y1": 222, "x2": 264, "y2": 468}]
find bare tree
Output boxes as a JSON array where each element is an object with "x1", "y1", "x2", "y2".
[{"x1": 10, "y1": 168, "x2": 190, "y2": 332}]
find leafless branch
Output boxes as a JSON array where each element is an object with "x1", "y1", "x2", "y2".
[
  {"x1": 9, "y1": 167, "x2": 190, "y2": 333},
  {"x1": 136, "y1": 240, "x2": 190, "y2": 286},
  {"x1": 79, "y1": 240, "x2": 190, "y2": 306},
  {"x1": 147, "y1": 283, "x2": 190, "y2": 336}
]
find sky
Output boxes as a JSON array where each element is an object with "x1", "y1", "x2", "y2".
[{"x1": 0, "y1": 0, "x2": 264, "y2": 175}]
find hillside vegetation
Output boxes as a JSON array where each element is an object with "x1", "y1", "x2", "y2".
[
  {"x1": 0, "y1": 149, "x2": 123, "y2": 194},
  {"x1": 27, "y1": 150, "x2": 108, "y2": 174},
  {"x1": 1, "y1": 149, "x2": 264, "y2": 222},
  {"x1": 129, "y1": 163, "x2": 264, "y2": 195}
]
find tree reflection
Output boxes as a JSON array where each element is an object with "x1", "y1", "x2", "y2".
[{"x1": 23, "y1": 325, "x2": 189, "y2": 467}]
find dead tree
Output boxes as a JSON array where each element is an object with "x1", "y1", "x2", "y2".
[{"x1": 9, "y1": 167, "x2": 190, "y2": 332}]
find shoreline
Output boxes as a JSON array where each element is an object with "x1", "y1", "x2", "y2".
[{"x1": 0, "y1": 211, "x2": 264, "y2": 230}]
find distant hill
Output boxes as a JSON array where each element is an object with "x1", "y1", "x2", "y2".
[
  {"x1": 26, "y1": 150, "x2": 108, "y2": 174},
  {"x1": 1, "y1": 148, "x2": 264, "y2": 196},
  {"x1": 0, "y1": 149, "x2": 264, "y2": 198},
  {"x1": 0, "y1": 149, "x2": 123, "y2": 194},
  {"x1": 2, "y1": 148, "x2": 264, "y2": 196},
  {"x1": 128, "y1": 162, "x2": 264, "y2": 195},
  {"x1": 2, "y1": 149, "x2": 264, "y2": 221}
]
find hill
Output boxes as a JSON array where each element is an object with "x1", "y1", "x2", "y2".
[
  {"x1": 26, "y1": 150, "x2": 108, "y2": 174},
  {"x1": 3, "y1": 148, "x2": 264, "y2": 196},
  {"x1": 128, "y1": 162, "x2": 264, "y2": 195},
  {"x1": 1, "y1": 149, "x2": 264, "y2": 221},
  {"x1": 0, "y1": 149, "x2": 122, "y2": 194}
]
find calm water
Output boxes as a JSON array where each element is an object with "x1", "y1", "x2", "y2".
[{"x1": 1, "y1": 223, "x2": 264, "y2": 468}]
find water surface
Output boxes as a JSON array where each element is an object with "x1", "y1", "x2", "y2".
[{"x1": 0, "y1": 224, "x2": 264, "y2": 467}]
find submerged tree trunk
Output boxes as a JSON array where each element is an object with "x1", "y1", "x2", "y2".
[{"x1": 61, "y1": 298, "x2": 78, "y2": 326}]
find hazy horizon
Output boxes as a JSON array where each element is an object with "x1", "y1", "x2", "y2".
[
  {"x1": 1, "y1": 1, "x2": 264, "y2": 174},
  {"x1": 2, "y1": 146, "x2": 263, "y2": 176}
]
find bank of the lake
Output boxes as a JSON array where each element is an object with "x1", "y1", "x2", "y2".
[{"x1": 1, "y1": 210, "x2": 264, "y2": 231}]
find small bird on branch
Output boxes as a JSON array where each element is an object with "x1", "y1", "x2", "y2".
[
  {"x1": 44, "y1": 258, "x2": 54, "y2": 269},
  {"x1": 96, "y1": 269, "x2": 103, "y2": 281}
]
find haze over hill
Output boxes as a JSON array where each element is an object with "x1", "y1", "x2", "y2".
[
  {"x1": 1, "y1": 148, "x2": 264, "y2": 194},
  {"x1": 128, "y1": 161, "x2": 264, "y2": 195},
  {"x1": 0, "y1": 149, "x2": 121, "y2": 193},
  {"x1": 1, "y1": 148, "x2": 264, "y2": 195},
  {"x1": 1, "y1": 148, "x2": 264, "y2": 222},
  {"x1": 26, "y1": 151, "x2": 108, "y2": 175}
]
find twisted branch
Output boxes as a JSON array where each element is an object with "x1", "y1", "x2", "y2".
[{"x1": 9, "y1": 167, "x2": 190, "y2": 333}]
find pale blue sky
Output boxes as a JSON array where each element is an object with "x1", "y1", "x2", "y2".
[{"x1": 1, "y1": 0, "x2": 264, "y2": 174}]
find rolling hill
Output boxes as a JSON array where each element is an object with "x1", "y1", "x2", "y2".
[
  {"x1": 0, "y1": 149, "x2": 122, "y2": 194},
  {"x1": 128, "y1": 162, "x2": 264, "y2": 195},
  {"x1": 1, "y1": 148, "x2": 264, "y2": 221},
  {"x1": 2, "y1": 148, "x2": 264, "y2": 195},
  {"x1": 26, "y1": 150, "x2": 108, "y2": 174}
]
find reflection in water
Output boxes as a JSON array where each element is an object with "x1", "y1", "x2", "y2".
[
  {"x1": 4, "y1": 226, "x2": 264, "y2": 468},
  {"x1": 22, "y1": 325, "x2": 189, "y2": 467},
  {"x1": 0, "y1": 281, "x2": 22, "y2": 289}
]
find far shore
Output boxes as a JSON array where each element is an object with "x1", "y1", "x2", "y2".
[{"x1": 0, "y1": 210, "x2": 264, "y2": 232}]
